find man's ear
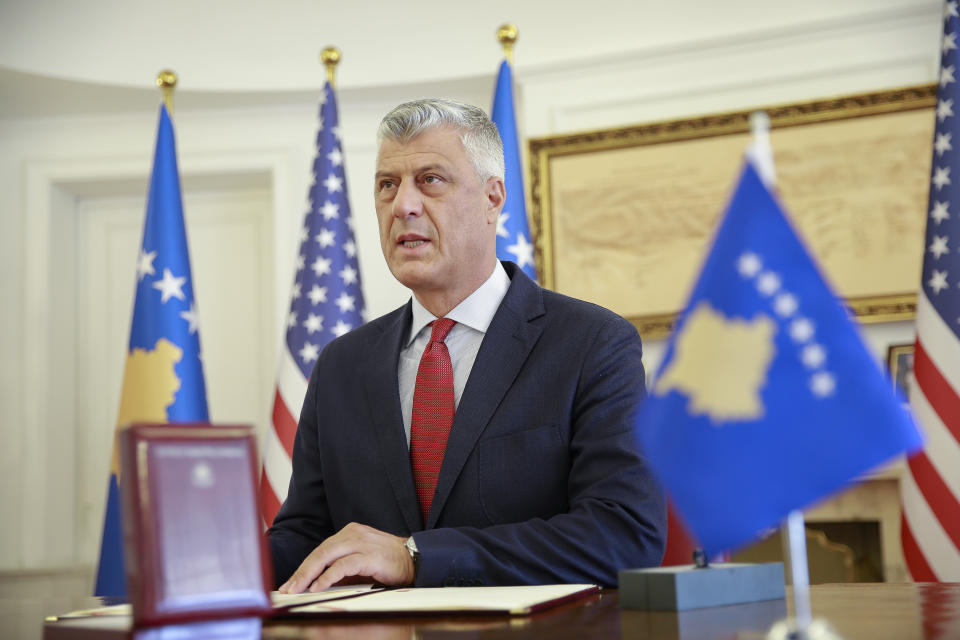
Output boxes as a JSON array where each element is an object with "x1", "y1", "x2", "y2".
[{"x1": 485, "y1": 177, "x2": 506, "y2": 223}]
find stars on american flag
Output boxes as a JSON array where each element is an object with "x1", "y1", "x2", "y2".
[
  {"x1": 924, "y1": 5, "x2": 960, "y2": 330},
  {"x1": 738, "y1": 251, "x2": 835, "y2": 398},
  {"x1": 285, "y1": 82, "x2": 366, "y2": 373}
]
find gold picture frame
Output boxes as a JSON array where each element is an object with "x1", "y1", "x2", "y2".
[
  {"x1": 529, "y1": 85, "x2": 936, "y2": 339},
  {"x1": 887, "y1": 342, "x2": 915, "y2": 401}
]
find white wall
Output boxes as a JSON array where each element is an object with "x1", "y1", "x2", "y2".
[{"x1": 0, "y1": 1, "x2": 941, "y2": 574}]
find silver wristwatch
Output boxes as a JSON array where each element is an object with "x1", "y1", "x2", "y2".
[{"x1": 404, "y1": 536, "x2": 420, "y2": 580}]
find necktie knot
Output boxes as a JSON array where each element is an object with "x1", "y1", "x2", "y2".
[{"x1": 428, "y1": 318, "x2": 456, "y2": 344}]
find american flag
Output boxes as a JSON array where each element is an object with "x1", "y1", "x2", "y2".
[
  {"x1": 260, "y1": 82, "x2": 365, "y2": 526},
  {"x1": 900, "y1": 0, "x2": 960, "y2": 582}
]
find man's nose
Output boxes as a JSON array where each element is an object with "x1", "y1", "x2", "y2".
[{"x1": 392, "y1": 179, "x2": 423, "y2": 218}]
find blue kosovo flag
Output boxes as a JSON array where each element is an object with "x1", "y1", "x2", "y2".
[
  {"x1": 94, "y1": 104, "x2": 210, "y2": 596},
  {"x1": 491, "y1": 60, "x2": 536, "y2": 280},
  {"x1": 635, "y1": 160, "x2": 922, "y2": 554}
]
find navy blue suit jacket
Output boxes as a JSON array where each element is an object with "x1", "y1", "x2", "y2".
[{"x1": 268, "y1": 262, "x2": 666, "y2": 587}]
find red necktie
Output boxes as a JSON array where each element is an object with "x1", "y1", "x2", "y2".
[{"x1": 410, "y1": 318, "x2": 456, "y2": 521}]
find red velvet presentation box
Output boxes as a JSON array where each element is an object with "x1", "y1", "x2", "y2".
[{"x1": 118, "y1": 423, "x2": 273, "y2": 626}]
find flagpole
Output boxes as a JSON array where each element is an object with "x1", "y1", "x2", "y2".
[
  {"x1": 785, "y1": 510, "x2": 813, "y2": 636},
  {"x1": 321, "y1": 46, "x2": 340, "y2": 87},
  {"x1": 497, "y1": 23, "x2": 518, "y2": 65},
  {"x1": 156, "y1": 69, "x2": 176, "y2": 115},
  {"x1": 749, "y1": 110, "x2": 815, "y2": 640}
]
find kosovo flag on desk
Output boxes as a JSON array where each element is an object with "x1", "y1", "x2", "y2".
[
  {"x1": 94, "y1": 104, "x2": 210, "y2": 596},
  {"x1": 491, "y1": 60, "x2": 536, "y2": 280},
  {"x1": 635, "y1": 160, "x2": 922, "y2": 554}
]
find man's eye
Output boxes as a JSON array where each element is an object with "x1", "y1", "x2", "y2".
[
  {"x1": 378, "y1": 179, "x2": 395, "y2": 190},
  {"x1": 423, "y1": 175, "x2": 441, "y2": 184}
]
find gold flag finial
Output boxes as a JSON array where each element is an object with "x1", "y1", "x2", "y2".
[
  {"x1": 497, "y1": 24, "x2": 518, "y2": 65},
  {"x1": 156, "y1": 69, "x2": 177, "y2": 114},
  {"x1": 321, "y1": 47, "x2": 341, "y2": 87}
]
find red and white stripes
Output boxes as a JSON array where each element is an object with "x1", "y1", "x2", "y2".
[
  {"x1": 902, "y1": 292, "x2": 960, "y2": 581},
  {"x1": 260, "y1": 348, "x2": 307, "y2": 527}
]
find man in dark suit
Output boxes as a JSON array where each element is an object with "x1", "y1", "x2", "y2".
[{"x1": 269, "y1": 98, "x2": 666, "y2": 592}]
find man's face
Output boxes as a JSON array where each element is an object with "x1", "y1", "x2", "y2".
[{"x1": 374, "y1": 126, "x2": 504, "y2": 304}]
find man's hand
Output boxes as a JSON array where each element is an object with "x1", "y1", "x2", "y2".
[{"x1": 278, "y1": 523, "x2": 415, "y2": 593}]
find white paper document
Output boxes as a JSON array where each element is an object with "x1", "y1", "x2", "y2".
[{"x1": 287, "y1": 584, "x2": 599, "y2": 616}]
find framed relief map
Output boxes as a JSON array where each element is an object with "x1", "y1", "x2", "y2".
[{"x1": 529, "y1": 85, "x2": 936, "y2": 338}]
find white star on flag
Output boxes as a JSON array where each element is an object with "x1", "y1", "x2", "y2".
[
  {"x1": 789, "y1": 317, "x2": 815, "y2": 343},
  {"x1": 327, "y1": 148, "x2": 343, "y2": 166},
  {"x1": 136, "y1": 249, "x2": 157, "y2": 281},
  {"x1": 936, "y1": 132, "x2": 953, "y2": 156},
  {"x1": 152, "y1": 268, "x2": 187, "y2": 303},
  {"x1": 945, "y1": 31, "x2": 958, "y2": 54},
  {"x1": 292, "y1": 282, "x2": 302, "y2": 299},
  {"x1": 496, "y1": 212, "x2": 511, "y2": 238},
  {"x1": 339, "y1": 265, "x2": 358, "y2": 285},
  {"x1": 299, "y1": 342, "x2": 320, "y2": 363},
  {"x1": 929, "y1": 269, "x2": 949, "y2": 294},
  {"x1": 312, "y1": 256, "x2": 332, "y2": 276},
  {"x1": 507, "y1": 232, "x2": 534, "y2": 268},
  {"x1": 316, "y1": 228, "x2": 336, "y2": 248},
  {"x1": 335, "y1": 292, "x2": 356, "y2": 313},
  {"x1": 773, "y1": 293, "x2": 798, "y2": 317},
  {"x1": 938, "y1": 98, "x2": 955, "y2": 122},
  {"x1": 287, "y1": 311, "x2": 297, "y2": 328},
  {"x1": 344, "y1": 240, "x2": 357, "y2": 258},
  {"x1": 801, "y1": 344, "x2": 827, "y2": 369},
  {"x1": 180, "y1": 303, "x2": 200, "y2": 334},
  {"x1": 943, "y1": 65, "x2": 957, "y2": 87},
  {"x1": 930, "y1": 235, "x2": 950, "y2": 259},
  {"x1": 810, "y1": 371, "x2": 836, "y2": 398},
  {"x1": 933, "y1": 166, "x2": 952, "y2": 190},
  {"x1": 308, "y1": 285, "x2": 328, "y2": 305},
  {"x1": 332, "y1": 319, "x2": 351, "y2": 337},
  {"x1": 737, "y1": 252, "x2": 762, "y2": 277},
  {"x1": 756, "y1": 271, "x2": 781, "y2": 296},
  {"x1": 324, "y1": 174, "x2": 344, "y2": 193},
  {"x1": 303, "y1": 313, "x2": 323, "y2": 334},
  {"x1": 320, "y1": 201, "x2": 340, "y2": 220},
  {"x1": 931, "y1": 200, "x2": 951, "y2": 223},
  {"x1": 947, "y1": 0, "x2": 959, "y2": 19}
]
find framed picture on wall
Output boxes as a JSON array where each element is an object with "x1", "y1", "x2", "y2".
[
  {"x1": 887, "y1": 343, "x2": 915, "y2": 403},
  {"x1": 528, "y1": 85, "x2": 936, "y2": 339}
]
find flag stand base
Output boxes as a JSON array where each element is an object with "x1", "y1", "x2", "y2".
[{"x1": 619, "y1": 562, "x2": 785, "y2": 611}]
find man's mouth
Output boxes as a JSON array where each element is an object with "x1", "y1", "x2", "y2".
[{"x1": 397, "y1": 234, "x2": 428, "y2": 248}]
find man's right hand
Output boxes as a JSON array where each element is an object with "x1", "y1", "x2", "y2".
[{"x1": 278, "y1": 522, "x2": 415, "y2": 593}]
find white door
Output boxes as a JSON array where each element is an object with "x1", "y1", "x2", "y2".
[{"x1": 74, "y1": 184, "x2": 275, "y2": 567}]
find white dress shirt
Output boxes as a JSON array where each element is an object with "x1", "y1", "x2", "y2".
[{"x1": 398, "y1": 261, "x2": 511, "y2": 445}]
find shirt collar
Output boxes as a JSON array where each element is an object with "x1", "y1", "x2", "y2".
[{"x1": 406, "y1": 261, "x2": 511, "y2": 347}]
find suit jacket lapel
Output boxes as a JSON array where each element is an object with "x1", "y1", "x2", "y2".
[
  {"x1": 362, "y1": 302, "x2": 424, "y2": 532},
  {"x1": 426, "y1": 265, "x2": 546, "y2": 528}
]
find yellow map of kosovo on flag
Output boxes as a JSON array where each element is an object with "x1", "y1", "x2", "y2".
[
  {"x1": 655, "y1": 302, "x2": 777, "y2": 423},
  {"x1": 109, "y1": 338, "x2": 183, "y2": 475}
]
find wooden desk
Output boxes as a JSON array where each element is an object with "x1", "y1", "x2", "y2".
[{"x1": 36, "y1": 583, "x2": 960, "y2": 640}]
